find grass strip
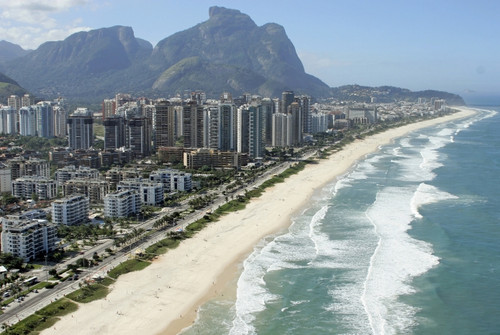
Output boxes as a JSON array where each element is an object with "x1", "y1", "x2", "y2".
[{"x1": 107, "y1": 259, "x2": 151, "y2": 279}]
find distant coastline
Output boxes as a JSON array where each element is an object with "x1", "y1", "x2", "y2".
[{"x1": 39, "y1": 107, "x2": 476, "y2": 335}]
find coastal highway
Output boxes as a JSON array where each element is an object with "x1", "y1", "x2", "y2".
[{"x1": 0, "y1": 156, "x2": 307, "y2": 327}]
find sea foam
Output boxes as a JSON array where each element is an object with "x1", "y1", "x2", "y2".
[
  {"x1": 411, "y1": 183, "x2": 458, "y2": 219},
  {"x1": 362, "y1": 186, "x2": 440, "y2": 335}
]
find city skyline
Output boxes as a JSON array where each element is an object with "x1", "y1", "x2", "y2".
[{"x1": 0, "y1": 0, "x2": 499, "y2": 104}]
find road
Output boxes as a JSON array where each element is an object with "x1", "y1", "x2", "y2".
[{"x1": 0, "y1": 156, "x2": 307, "y2": 327}]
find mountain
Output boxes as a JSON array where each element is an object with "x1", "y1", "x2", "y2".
[
  {"x1": 0, "y1": 7, "x2": 464, "y2": 105},
  {"x1": 330, "y1": 85, "x2": 466, "y2": 105},
  {"x1": 1, "y1": 26, "x2": 154, "y2": 101},
  {"x1": 0, "y1": 41, "x2": 31, "y2": 62},
  {"x1": 149, "y1": 6, "x2": 330, "y2": 97},
  {"x1": 0, "y1": 72, "x2": 28, "y2": 104},
  {"x1": 1, "y1": 7, "x2": 330, "y2": 102}
]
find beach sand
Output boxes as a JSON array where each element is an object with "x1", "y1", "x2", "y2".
[{"x1": 40, "y1": 108, "x2": 475, "y2": 335}]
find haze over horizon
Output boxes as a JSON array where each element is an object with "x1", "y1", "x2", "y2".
[{"x1": 0, "y1": 0, "x2": 498, "y2": 104}]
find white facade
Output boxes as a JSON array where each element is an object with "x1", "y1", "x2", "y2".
[
  {"x1": 53, "y1": 106, "x2": 67, "y2": 138},
  {"x1": 149, "y1": 169, "x2": 192, "y2": 192},
  {"x1": 272, "y1": 112, "x2": 293, "y2": 147},
  {"x1": 104, "y1": 189, "x2": 141, "y2": 218},
  {"x1": 52, "y1": 194, "x2": 89, "y2": 225},
  {"x1": 311, "y1": 112, "x2": 329, "y2": 134},
  {"x1": 0, "y1": 106, "x2": 17, "y2": 134},
  {"x1": 1, "y1": 217, "x2": 58, "y2": 262},
  {"x1": 55, "y1": 165, "x2": 100, "y2": 187},
  {"x1": 118, "y1": 178, "x2": 164, "y2": 206},
  {"x1": 0, "y1": 163, "x2": 12, "y2": 193},
  {"x1": 19, "y1": 106, "x2": 37, "y2": 136},
  {"x1": 12, "y1": 176, "x2": 57, "y2": 200}
]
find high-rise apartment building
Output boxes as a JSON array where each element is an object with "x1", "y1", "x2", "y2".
[
  {"x1": 19, "y1": 106, "x2": 37, "y2": 136},
  {"x1": 21, "y1": 94, "x2": 34, "y2": 107},
  {"x1": 154, "y1": 100, "x2": 177, "y2": 148},
  {"x1": 281, "y1": 91, "x2": 295, "y2": 114},
  {"x1": 261, "y1": 98, "x2": 274, "y2": 146},
  {"x1": 126, "y1": 117, "x2": 152, "y2": 157},
  {"x1": 53, "y1": 106, "x2": 67, "y2": 138},
  {"x1": 218, "y1": 103, "x2": 236, "y2": 151},
  {"x1": 272, "y1": 112, "x2": 293, "y2": 147},
  {"x1": 67, "y1": 108, "x2": 94, "y2": 150},
  {"x1": 104, "y1": 115, "x2": 125, "y2": 150},
  {"x1": 183, "y1": 102, "x2": 204, "y2": 148},
  {"x1": 0, "y1": 106, "x2": 17, "y2": 134},
  {"x1": 102, "y1": 98, "x2": 117, "y2": 119},
  {"x1": 248, "y1": 104, "x2": 265, "y2": 159},
  {"x1": 7, "y1": 95, "x2": 21, "y2": 111},
  {"x1": 298, "y1": 96, "x2": 311, "y2": 134},
  {"x1": 288, "y1": 101, "x2": 303, "y2": 146},
  {"x1": 236, "y1": 105, "x2": 249, "y2": 154},
  {"x1": 35, "y1": 101, "x2": 54, "y2": 138},
  {"x1": 0, "y1": 163, "x2": 12, "y2": 193}
]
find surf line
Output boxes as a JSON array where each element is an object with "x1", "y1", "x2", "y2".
[{"x1": 361, "y1": 195, "x2": 385, "y2": 335}]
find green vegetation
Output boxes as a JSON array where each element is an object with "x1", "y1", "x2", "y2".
[
  {"x1": 107, "y1": 259, "x2": 151, "y2": 279},
  {"x1": 66, "y1": 283, "x2": 109, "y2": 303},
  {"x1": 144, "y1": 237, "x2": 181, "y2": 259},
  {"x1": 2, "y1": 298, "x2": 77, "y2": 335},
  {"x1": 0, "y1": 253, "x2": 24, "y2": 270}
]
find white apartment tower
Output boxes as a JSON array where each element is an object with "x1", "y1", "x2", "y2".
[
  {"x1": 1, "y1": 217, "x2": 58, "y2": 262},
  {"x1": 104, "y1": 189, "x2": 141, "y2": 218},
  {"x1": 19, "y1": 106, "x2": 37, "y2": 136},
  {"x1": 52, "y1": 194, "x2": 89, "y2": 225}
]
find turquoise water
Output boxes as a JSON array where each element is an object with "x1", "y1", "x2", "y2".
[{"x1": 181, "y1": 107, "x2": 500, "y2": 335}]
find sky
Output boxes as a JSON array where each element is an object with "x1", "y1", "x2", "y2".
[{"x1": 0, "y1": 0, "x2": 499, "y2": 104}]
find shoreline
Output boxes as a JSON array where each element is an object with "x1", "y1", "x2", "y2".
[{"x1": 40, "y1": 108, "x2": 476, "y2": 335}]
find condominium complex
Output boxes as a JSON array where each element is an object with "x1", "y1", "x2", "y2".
[
  {"x1": 1, "y1": 217, "x2": 58, "y2": 262},
  {"x1": 52, "y1": 194, "x2": 89, "y2": 225},
  {"x1": 117, "y1": 179, "x2": 164, "y2": 206},
  {"x1": 12, "y1": 176, "x2": 57, "y2": 200},
  {"x1": 8, "y1": 157, "x2": 50, "y2": 180},
  {"x1": 62, "y1": 179, "x2": 110, "y2": 203},
  {"x1": 104, "y1": 189, "x2": 141, "y2": 218},
  {"x1": 55, "y1": 165, "x2": 100, "y2": 187},
  {"x1": 149, "y1": 169, "x2": 193, "y2": 192}
]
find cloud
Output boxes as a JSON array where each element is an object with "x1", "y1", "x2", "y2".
[
  {"x1": 0, "y1": 0, "x2": 92, "y2": 49},
  {"x1": 298, "y1": 51, "x2": 351, "y2": 72}
]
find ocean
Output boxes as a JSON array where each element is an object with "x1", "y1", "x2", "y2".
[{"x1": 181, "y1": 107, "x2": 500, "y2": 335}]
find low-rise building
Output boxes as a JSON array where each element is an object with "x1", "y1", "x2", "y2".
[
  {"x1": 182, "y1": 148, "x2": 247, "y2": 170},
  {"x1": 52, "y1": 194, "x2": 89, "y2": 225}
]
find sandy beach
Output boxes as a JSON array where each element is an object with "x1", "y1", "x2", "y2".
[{"x1": 40, "y1": 108, "x2": 475, "y2": 335}]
